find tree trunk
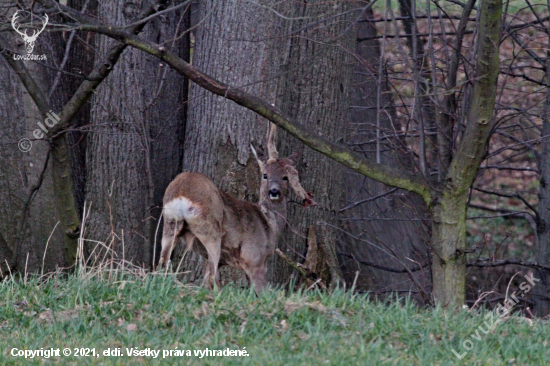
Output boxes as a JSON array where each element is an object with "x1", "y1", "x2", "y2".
[
  {"x1": 0, "y1": 7, "x2": 65, "y2": 273},
  {"x1": 48, "y1": 0, "x2": 98, "y2": 219},
  {"x1": 86, "y1": 1, "x2": 188, "y2": 266},
  {"x1": 176, "y1": 0, "x2": 280, "y2": 285},
  {"x1": 177, "y1": 0, "x2": 353, "y2": 288},
  {"x1": 0, "y1": 52, "x2": 25, "y2": 272},
  {"x1": 270, "y1": 1, "x2": 354, "y2": 287},
  {"x1": 338, "y1": 10, "x2": 431, "y2": 301},
  {"x1": 533, "y1": 27, "x2": 550, "y2": 316},
  {"x1": 43, "y1": 0, "x2": 98, "y2": 267},
  {"x1": 430, "y1": 195, "x2": 467, "y2": 307},
  {"x1": 430, "y1": 0, "x2": 502, "y2": 307}
]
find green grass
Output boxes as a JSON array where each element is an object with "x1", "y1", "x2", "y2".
[{"x1": 0, "y1": 271, "x2": 548, "y2": 365}]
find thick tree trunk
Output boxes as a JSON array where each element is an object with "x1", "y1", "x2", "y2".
[
  {"x1": 338, "y1": 10, "x2": 431, "y2": 301},
  {"x1": 261, "y1": 1, "x2": 355, "y2": 287},
  {"x1": 86, "y1": 1, "x2": 187, "y2": 266},
  {"x1": 0, "y1": 6, "x2": 65, "y2": 273},
  {"x1": 177, "y1": 0, "x2": 353, "y2": 288},
  {"x1": 49, "y1": 0, "x2": 98, "y2": 219},
  {"x1": 43, "y1": 0, "x2": 98, "y2": 267},
  {"x1": 0, "y1": 54, "x2": 25, "y2": 272},
  {"x1": 533, "y1": 29, "x2": 550, "y2": 316},
  {"x1": 176, "y1": 0, "x2": 280, "y2": 285}
]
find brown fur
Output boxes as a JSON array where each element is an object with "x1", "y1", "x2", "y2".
[{"x1": 157, "y1": 124, "x2": 315, "y2": 292}]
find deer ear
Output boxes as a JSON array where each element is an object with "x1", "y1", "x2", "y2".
[
  {"x1": 266, "y1": 122, "x2": 279, "y2": 162},
  {"x1": 285, "y1": 165, "x2": 317, "y2": 207},
  {"x1": 287, "y1": 152, "x2": 300, "y2": 166},
  {"x1": 250, "y1": 144, "x2": 264, "y2": 170}
]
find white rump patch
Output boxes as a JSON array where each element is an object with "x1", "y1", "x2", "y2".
[{"x1": 164, "y1": 197, "x2": 201, "y2": 222}]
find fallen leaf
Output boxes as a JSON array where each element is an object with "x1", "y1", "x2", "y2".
[
  {"x1": 280, "y1": 319, "x2": 289, "y2": 331},
  {"x1": 284, "y1": 300, "x2": 327, "y2": 314},
  {"x1": 284, "y1": 301, "x2": 302, "y2": 314}
]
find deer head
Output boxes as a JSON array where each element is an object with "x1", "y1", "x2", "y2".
[
  {"x1": 252, "y1": 123, "x2": 316, "y2": 207},
  {"x1": 11, "y1": 11, "x2": 48, "y2": 54}
]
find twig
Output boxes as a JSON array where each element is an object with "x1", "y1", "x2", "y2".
[
  {"x1": 468, "y1": 259, "x2": 550, "y2": 271},
  {"x1": 339, "y1": 188, "x2": 397, "y2": 212},
  {"x1": 338, "y1": 251, "x2": 429, "y2": 273},
  {"x1": 275, "y1": 249, "x2": 326, "y2": 289}
]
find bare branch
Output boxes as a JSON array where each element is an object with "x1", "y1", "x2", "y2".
[
  {"x1": 447, "y1": 0, "x2": 502, "y2": 195},
  {"x1": 468, "y1": 259, "x2": 550, "y2": 272},
  {"x1": 338, "y1": 251, "x2": 429, "y2": 273},
  {"x1": 58, "y1": 23, "x2": 434, "y2": 205}
]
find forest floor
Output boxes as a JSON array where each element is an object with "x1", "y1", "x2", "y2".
[{"x1": 0, "y1": 270, "x2": 548, "y2": 365}]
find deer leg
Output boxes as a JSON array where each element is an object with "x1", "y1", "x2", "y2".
[
  {"x1": 200, "y1": 257, "x2": 221, "y2": 289},
  {"x1": 157, "y1": 219, "x2": 184, "y2": 270},
  {"x1": 195, "y1": 233, "x2": 222, "y2": 290},
  {"x1": 244, "y1": 263, "x2": 268, "y2": 294}
]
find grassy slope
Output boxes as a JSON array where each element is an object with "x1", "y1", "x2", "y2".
[{"x1": 0, "y1": 273, "x2": 548, "y2": 365}]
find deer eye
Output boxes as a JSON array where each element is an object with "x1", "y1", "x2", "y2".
[
  {"x1": 263, "y1": 174, "x2": 268, "y2": 179},
  {"x1": 283, "y1": 176, "x2": 288, "y2": 181}
]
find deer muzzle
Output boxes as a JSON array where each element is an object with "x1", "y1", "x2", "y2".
[{"x1": 269, "y1": 187, "x2": 281, "y2": 200}]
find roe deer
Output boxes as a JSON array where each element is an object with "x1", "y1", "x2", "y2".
[{"x1": 157, "y1": 123, "x2": 316, "y2": 292}]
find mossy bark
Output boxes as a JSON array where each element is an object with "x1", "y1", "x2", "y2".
[
  {"x1": 430, "y1": 0, "x2": 502, "y2": 307},
  {"x1": 51, "y1": 137, "x2": 81, "y2": 265},
  {"x1": 430, "y1": 195, "x2": 468, "y2": 306}
]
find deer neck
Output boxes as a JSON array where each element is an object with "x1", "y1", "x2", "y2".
[{"x1": 259, "y1": 197, "x2": 287, "y2": 237}]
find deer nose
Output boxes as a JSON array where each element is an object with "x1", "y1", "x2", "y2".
[{"x1": 269, "y1": 188, "x2": 280, "y2": 199}]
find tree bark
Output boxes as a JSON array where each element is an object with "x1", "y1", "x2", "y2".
[
  {"x1": 0, "y1": 49, "x2": 26, "y2": 272},
  {"x1": 43, "y1": 0, "x2": 98, "y2": 267},
  {"x1": 86, "y1": 0, "x2": 187, "y2": 266},
  {"x1": 270, "y1": 0, "x2": 355, "y2": 287},
  {"x1": 48, "y1": 0, "x2": 98, "y2": 219},
  {"x1": 0, "y1": 4, "x2": 65, "y2": 273},
  {"x1": 175, "y1": 0, "x2": 280, "y2": 285},
  {"x1": 533, "y1": 20, "x2": 550, "y2": 316},
  {"x1": 431, "y1": 0, "x2": 502, "y2": 307},
  {"x1": 338, "y1": 10, "x2": 431, "y2": 301}
]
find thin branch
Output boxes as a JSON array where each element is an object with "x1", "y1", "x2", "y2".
[
  {"x1": 479, "y1": 165, "x2": 539, "y2": 173},
  {"x1": 339, "y1": 188, "x2": 398, "y2": 212},
  {"x1": 468, "y1": 259, "x2": 550, "y2": 272},
  {"x1": 473, "y1": 187, "x2": 538, "y2": 217},
  {"x1": 338, "y1": 251, "x2": 430, "y2": 273},
  {"x1": 122, "y1": 0, "x2": 192, "y2": 29}
]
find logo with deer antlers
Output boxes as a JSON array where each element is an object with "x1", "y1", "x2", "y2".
[{"x1": 11, "y1": 11, "x2": 48, "y2": 54}]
